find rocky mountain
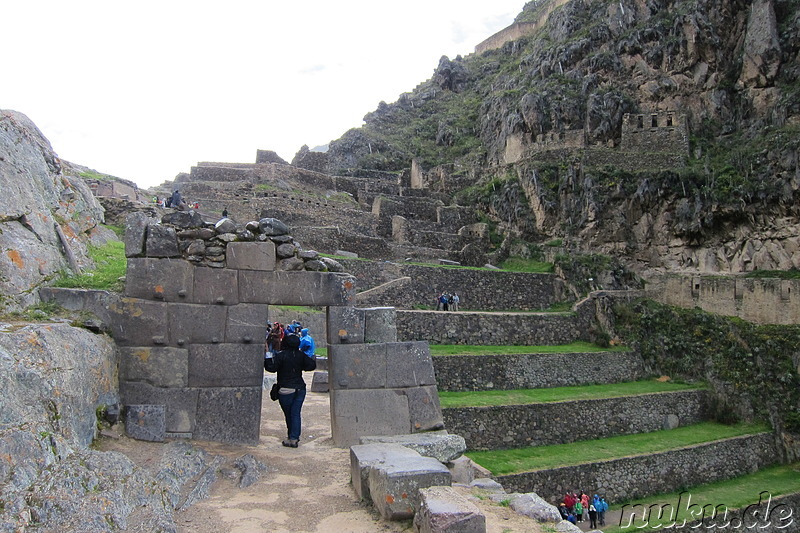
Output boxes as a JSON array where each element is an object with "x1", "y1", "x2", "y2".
[
  {"x1": 0, "y1": 110, "x2": 116, "y2": 312},
  {"x1": 293, "y1": 0, "x2": 800, "y2": 277}
]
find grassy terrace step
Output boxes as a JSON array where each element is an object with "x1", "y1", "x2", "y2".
[
  {"x1": 429, "y1": 342, "x2": 627, "y2": 356},
  {"x1": 479, "y1": 423, "x2": 779, "y2": 503},
  {"x1": 603, "y1": 463, "x2": 800, "y2": 532},
  {"x1": 438, "y1": 379, "x2": 703, "y2": 408},
  {"x1": 467, "y1": 422, "x2": 770, "y2": 475},
  {"x1": 443, "y1": 383, "x2": 711, "y2": 450}
]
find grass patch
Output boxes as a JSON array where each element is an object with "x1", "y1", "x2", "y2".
[
  {"x1": 438, "y1": 379, "x2": 703, "y2": 408},
  {"x1": 603, "y1": 463, "x2": 800, "y2": 532},
  {"x1": 429, "y1": 341, "x2": 628, "y2": 356},
  {"x1": 467, "y1": 422, "x2": 770, "y2": 475},
  {"x1": 2, "y1": 301, "x2": 68, "y2": 322},
  {"x1": 271, "y1": 305, "x2": 324, "y2": 314},
  {"x1": 744, "y1": 269, "x2": 800, "y2": 280},
  {"x1": 500, "y1": 256, "x2": 554, "y2": 273},
  {"x1": 52, "y1": 241, "x2": 126, "y2": 292}
]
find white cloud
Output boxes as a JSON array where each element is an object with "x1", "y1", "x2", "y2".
[{"x1": 1, "y1": 1, "x2": 524, "y2": 188}]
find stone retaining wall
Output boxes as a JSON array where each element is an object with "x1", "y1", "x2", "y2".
[
  {"x1": 432, "y1": 350, "x2": 645, "y2": 391},
  {"x1": 340, "y1": 258, "x2": 564, "y2": 311},
  {"x1": 396, "y1": 307, "x2": 593, "y2": 345},
  {"x1": 497, "y1": 432, "x2": 779, "y2": 503},
  {"x1": 663, "y1": 491, "x2": 800, "y2": 533},
  {"x1": 444, "y1": 389, "x2": 711, "y2": 450}
]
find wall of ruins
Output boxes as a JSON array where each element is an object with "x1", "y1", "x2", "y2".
[
  {"x1": 620, "y1": 111, "x2": 689, "y2": 155},
  {"x1": 653, "y1": 275, "x2": 800, "y2": 325},
  {"x1": 339, "y1": 258, "x2": 564, "y2": 311}
]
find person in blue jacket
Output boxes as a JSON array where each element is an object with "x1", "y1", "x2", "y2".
[
  {"x1": 264, "y1": 335, "x2": 316, "y2": 447},
  {"x1": 299, "y1": 328, "x2": 315, "y2": 357}
]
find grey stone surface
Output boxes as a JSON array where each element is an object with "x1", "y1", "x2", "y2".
[
  {"x1": 329, "y1": 343, "x2": 387, "y2": 389},
  {"x1": 225, "y1": 303, "x2": 270, "y2": 344},
  {"x1": 368, "y1": 455, "x2": 452, "y2": 520},
  {"x1": 360, "y1": 432, "x2": 465, "y2": 463},
  {"x1": 106, "y1": 298, "x2": 171, "y2": 346},
  {"x1": 226, "y1": 241, "x2": 276, "y2": 271},
  {"x1": 508, "y1": 493, "x2": 562, "y2": 522},
  {"x1": 162, "y1": 210, "x2": 204, "y2": 228},
  {"x1": 169, "y1": 303, "x2": 228, "y2": 345},
  {"x1": 330, "y1": 388, "x2": 411, "y2": 447},
  {"x1": 124, "y1": 212, "x2": 151, "y2": 257},
  {"x1": 413, "y1": 486, "x2": 486, "y2": 533},
  {"x1": 194, "y1": 387, "x2": 262, "y2": 445},
  {"x1": 470, "y1": 478, "x2": 505, "y2": 492},
  {"x1": 327, "y1": 306, "x2": 365, "y2": 344},
  {"x1": 214, "y1": 218, "x2": 237, "y2": 234},
  {"x1": 310, "y1": 370, "x2": 329, "y2": 392},
  {"x1": 364, "y1": 307, "x2": 398, "y2": 343},
  {"x1": 276, "y1": 243, "x2": 297, "y2": 258},
  {"x1": 119, "y1": 381, "x2": 199, "y2": 433},
  {"x1": 119, "y1": 346, "x2": 189, "y2": 388},
  {"x1": 124, "y1": 257, "x2": 195, "y2": 302},
  {"x1": 258, "y1": 217, "x2": 289, "y2": 236},
  {"x1": 556, "y1": 520, "x2": 583, "y2": 533},
  {"x1": 663, "y1": 413, "x2": 680, "y2": 429},
  {"x1": 406, "y1": 385, "x2": 445, "y2": 433},
  {"x1": 278, "y1": 256, "x2": 305, "y2": 271},
  {"x1": 125, "y1": 404, "x2": 166, "y2": 442},
  {"x1": 320, "y1": 256, "x2": 344, "y2": 272},
  {"x1": 349, "y1": 443, "x2": 421, "y2": 501},
  {"x1": 188, "y1": 344, "x2": 264, "y2": 387},
  {"x1": 386, "y1": 342, "x2": 437, "y2": 388},
  {"x1": 303, "y1": 259, "x2": 327, "y2": 271},
  {"x1": 192, "y1": 267, "x2": 239, "y2": 305},
  {"x1": 239, "y1": 271, "x2": 356, "y2": 305},
  {"x1": 234, "y1": 453, "x2": 269, "y2": 488},
  {"x1": 146, "y1": 224, "x2": 181, "y2": 257}
]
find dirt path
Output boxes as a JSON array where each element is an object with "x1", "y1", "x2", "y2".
[{"x1": 103, "y1": 375, "x2": 544, "y2": 533}]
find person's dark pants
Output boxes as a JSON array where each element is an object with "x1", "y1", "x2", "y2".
[
  {"x1": 278, "y1": 388, "x2": 306, "y2": 441},
  {"x1": 590, "y1": 512, "x2": 597, "y2": 528},
  {"x1": 599, "y1": 511, "x2": 606, "y2": 525}
]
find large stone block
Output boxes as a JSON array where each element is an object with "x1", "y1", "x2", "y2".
[
  {"x1": 106, "y1": 298, "x2": 171, "y2": 346},
  {"x1": 188, "y1": 344, "x2": 264, "y2": 387},
  {"x1": 330, "y1": 388, "x2": 411, "y2": 447},
  {"x1": 194, "y1": 387, "x2": 262, "y2": 445},
  {"x1": 413, "y1": 486, "x2": 486, "y2": 533},
  {"x1": 360, "y1": 432, "x2": 465, "y2": 463},
  {"x1": 119, "y1": 346, "x2": 189, "y2": 388},
  {"x1": 124, "y1": 258, "x2": 194, "y2": 302},
  {"x1": 327, "y1": 306, "x2": 365, "y2": 344},
  {"x1": 310, "y1": 371, "x2": 329, "y2": 392},
  {"x1": 349, "y1": 443, "x2": 421, "y2": 502},
  {"x1": 239, "y1": 271, "x2": 356, "y2": 306},
  {"x1": 124, "y1": 212, "x2": 152, "y2": 258},
  {"x1": 368, "y1": 455, "x2": 451, "y2": 520},
  {"x1": 119, "y1": 381, "x2": 199, "y2": 433},
  {"x1": 364, "y1": 307, "x2": 397, "y2": 343},
  {"x1": 226, "y1": 303, "x2": 270, "y2": 344},
  {"x1": 146, "y1": 224, "x2": 180, "y2": 257},
  {"x1": 192, "y1": 267, "x2": 239, "y2": 305},
  {"x1": 406, "y1": 386, "x2": 445, "y2": 433},
  {"x1": 227, "y1": 241, "x2": 276, "y2": 271},
  {"x1": 125, "y1": 404, "x2": 166, "y2": 442},
  {"x1": 169, "y1": 303, "x2": 228, "y2": 345},
  {"x1": 386, "y1": 342, "x2": 437, "y2": 388},
  {"x1": 328, "y1": 343, "x2": 387, "y2": 389}
]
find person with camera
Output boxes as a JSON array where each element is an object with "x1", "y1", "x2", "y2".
[{"x1": 264, "y1": 334, "x2": 316, "y2": 448}]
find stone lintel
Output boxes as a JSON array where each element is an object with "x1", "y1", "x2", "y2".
[{"x1": 239, "y1": 271, "x2": 356, "y2": 305}]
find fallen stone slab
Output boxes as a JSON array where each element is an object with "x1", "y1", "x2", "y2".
[
  {"x1": 368, "y1": 454, "x2": 452, "y2": 520},
  {"x1": 507, "y1": 492, "x2": 562, "y2": 522},
  {"x1": 470, "y1": 478, "x2": 505, "y2": 492},
  {"x1": 360, "y1": 432, "x2": 466, "y2": 463},
  {"x1": 349, "y1": 443, "x2": 421, "y2": 502},
  {"x1": 413, "y1": 485, "x2": 486, "y2": 533},
  {"x1": 310, "y1": 370, "x2": 329, "y2": 392}
]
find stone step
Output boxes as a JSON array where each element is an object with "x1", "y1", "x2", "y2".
[
  {"x1": 397, "y1": 309, "x2": 589, "y2": 345},
  {"x1": 443, "y1": 388, "x2": 711, "y2": 450},
  {"x1": 494, "y1": 432, "x2": 779, "y2": 504},
  {"x1": 432, "y1": 350, "x2": 645, "y2": 391}
]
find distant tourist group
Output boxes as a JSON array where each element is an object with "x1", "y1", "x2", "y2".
[
  {"x1": 559, "y1": 492, "x2": 609, "y2": 529},
  {"x1": 153, "y1": 190, "x2": 199, "y2": 210},
  {"x1": 435, "y1": 292, "x2": 460, "y2": 311}
]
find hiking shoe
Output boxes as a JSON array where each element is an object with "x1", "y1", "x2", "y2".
[{"x1": 282, "y1": 439, "x2": 299, "y2": 448}]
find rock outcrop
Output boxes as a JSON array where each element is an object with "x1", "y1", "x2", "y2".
[{"x1": 0, "y1": 110, "x2": 115, "y2": 312}]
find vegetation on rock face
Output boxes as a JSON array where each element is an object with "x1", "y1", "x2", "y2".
[
  {"x1": 52, "y1": 241, "x2": 126, "y2": 292},
  {"x1": 615, "y1": 300, "x2": 800, "y2": 434}
]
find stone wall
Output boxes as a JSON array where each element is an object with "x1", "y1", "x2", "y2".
[
  {"x1": 433, "y1": 350, "x2": 646, "y2": 391},
  {"x1": 391, "y1": 217, "x2": 465, "y2": 250},
  {"x1": 498, "y1": 432, "x2": 779, "y2": 503},
  {"x1": 664, "y1": 491, "x2": 800, "y2": 533},
  {"x1": 653, "y1": 275, "x2": 800, "y2": 325},
  {"x1": 444, "y1": 389, "x2": 710, "y2": 450},
  {"x1": 583, "y1": 148, "x2": 688, "y2": 171},
  {"x1": 339, "y1": 258, "x2": 564, "y2": 311},
  {"x1": 621, "y1": 111, "x2": 689, "y2": 155},
  {"x1": 396, "y1": 307, "x2": 593, "y2": 345}
]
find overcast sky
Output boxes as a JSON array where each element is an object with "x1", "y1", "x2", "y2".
[{"x1": 3, "y1": 1, "x2": 524, "y2": 189}]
